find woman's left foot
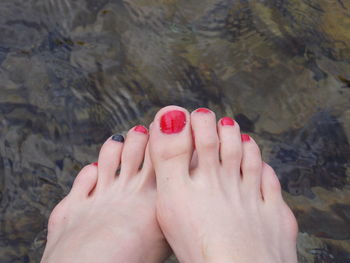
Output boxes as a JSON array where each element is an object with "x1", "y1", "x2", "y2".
[{"x1": 41, "y1": 126, "x2": 170, "y2": 263}]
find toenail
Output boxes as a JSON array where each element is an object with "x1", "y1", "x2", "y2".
[
  {"x1": 220, "y1": 117, "x2": 235, "y2": 126},
  {"x1": 241, "y1": 134, "x2": 250, "y2": 142},
  {"x1": 195, "y1": 108, "x2": 211, "y2": 113},
  {"x1": 112, "y1": 134, "x2": 125, "y2": 142},
  {"x1": 134, "y1": 125, "x2": 148, "y2": 134},
  {"x1": 92, "y1": 162, "x2": 98, "y2": 166},
  {"x1": 160, "y1": 110, "x2": 186, "y2": 134}
]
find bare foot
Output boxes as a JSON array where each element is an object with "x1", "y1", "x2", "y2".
[
  {"x1": 149, "y1": 106, "x2": 298, "y2": 263},
  {"x1": 41, "y1": 126, "x2": 170, "y2": 263}
]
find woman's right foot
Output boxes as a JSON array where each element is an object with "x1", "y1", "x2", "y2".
[{"x1": 149, "y1": 106, "x2": 298, "y2": 263}]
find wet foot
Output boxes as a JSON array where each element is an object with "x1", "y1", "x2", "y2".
[
  {"x1": 149, "y1": 106, "x2": 298, "y2": 263},
  {"x1": 41, "y1": 126, "x2": 170, "y2": 263}
]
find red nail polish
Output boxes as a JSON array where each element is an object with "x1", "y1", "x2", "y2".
[
  {"x1": 134, "y1": 125, "x2": 148, "y2": 134},
  {"x1": 241, "y1": 134, "x2": 250, "y2": 142},
  {"x1": 195, "y1": 108, "x2": 211, "y2": 113},
  {"x1": 220, "y1": 117, "x2": 235, "y2": 126},
  {"x1": 92, "y1": 162, "x2": 98, "y2": 166},
  {"x1": 160, "y1": 110, "x2": 186, "y2": 134}
]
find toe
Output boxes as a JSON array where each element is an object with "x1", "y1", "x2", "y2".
[
  {"x1": 138, "y1": 143, "x2": 156, "y2": 187},
  {"x1": 120, "y1": 125, "x2": 149, "y2": 178},
  {"x1": 218, "y1": 117, "x2": 242, "y2": 175},
  {"x1": 149, "y1": 106, "x2": 192, "y2": 188},
  {"x1": 240, "y1": 134, "x2": 263, "y2": 199},
  {"x1": 261, "y1": 164, "x2": 299, "y2": 243},
  {"x1": 261, "y1": 163, "x2": 283, "y2": 202},
  {"x1": 190, "y1": 150, "x2": 198, "y2": 170},
  {"x1": 47, "y1": 197, "x2": 69, "y2": 236},
  {"x1": 96, "y1": 134, "x2": 124, "y2": 190},
  {"x1": 48, "y1": 164, "x2": 97, "y2": 237},
  {"x1": 142, "y1": 143, "x2": 153, "y2": 175},
  {"x1": 190, "y1": 108, "x2": 220, "y2": 170},
  {"x1": 70, "y1": 163, "x2": 98, "y2": 199}
]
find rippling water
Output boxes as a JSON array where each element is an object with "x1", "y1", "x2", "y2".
[{"x1": 0, "y1": 0, "x2": 350, "y2": 262}]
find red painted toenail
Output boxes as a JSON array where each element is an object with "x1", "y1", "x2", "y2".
[
  {"x1": 134, "y1": 125, "x2": 148, "y2": 134},
  {"x1": 241, "y1": 134, "x2": 250, "y2": 142},
  {"x1": 195, "y1": 108, "x2": 211, "y2": 113},
  {"x1": 92, "y1": 162, "x2": 98, "y2": 166},
  {"x1": 220, "y1": 117, "x2": 235, "y2": 126},
  {"x1": 160, "y1": 110, "x2": 186, "y2": 134}
]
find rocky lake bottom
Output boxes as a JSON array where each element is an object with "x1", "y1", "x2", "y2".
[{"x1": 0, "y1": 0, "x2": 350, "y2": 262}]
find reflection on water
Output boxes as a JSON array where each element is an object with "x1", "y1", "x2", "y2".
[{"x1": 0, "y1": 0, "x2": 350, "y2": 262}]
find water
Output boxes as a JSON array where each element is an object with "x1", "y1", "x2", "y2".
[{"x1": 0, "y1": 0, "x2": 350, "y2": 262}]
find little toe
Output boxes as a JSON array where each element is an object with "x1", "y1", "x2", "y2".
[
  {"x1": 261, "y1": 163, "x2": 283, "y2": 202},
  {"x1": 48, "y1": 164, "x2": 98, "y2": 237},
  {"x1": 261, "y1": 163, "x2": 299, "y2": 244},
  {"x1": 218, "y1": 117, "x2": 242, "y2": 175},
  {"x1": 149, "y1": 106, "x2": 192, "y2": 189},
  {"x1": 96, "y1": 134, "x2": 124, "y2": 190},
  {"x1": 240, "y1": 134, "x2": 263, "y2": 199},
  {"x1": 190, "y1": 108, "x2": 220, "y2": 171},
  {"x1": 120, "y1": 125, "x2": 149, "y2": 179},
  {"x1": 69, "y1": 163, "x2": 98, "y2": 199}
]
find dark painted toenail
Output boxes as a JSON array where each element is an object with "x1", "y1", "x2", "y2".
[
  {"x1": 112, "y1": 134, "x2": 125, "y2": 142},
  {"x1": 92, "y1": 162, "x2": 98, "y2": 166},
  {"x1": 160, "y1": 110, "x2": 186, "y2": 134},
  {"x1": 195, "y1": 108, "x2": 211, "y2": 113},
  {"x1": 241, "y1": 134, "x2": 250, "y2": 142},
  {"x1": 220, "y1": 117, "x2": 235, "y2": 126},
  {"x1": 134, "y1": 125, "x2": 148, "y2": 134}
]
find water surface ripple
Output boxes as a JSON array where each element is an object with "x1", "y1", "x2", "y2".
[{"x1": 0, "y1": 0, "x2": 350, "y2": 262}]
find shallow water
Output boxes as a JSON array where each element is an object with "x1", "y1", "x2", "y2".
[{"x1": 0, "y1": 0, "x2": 350, "y2": 262}]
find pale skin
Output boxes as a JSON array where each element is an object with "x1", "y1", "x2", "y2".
[{"x1": 41, "y1": 105, "x2": 298, "y2": 263}]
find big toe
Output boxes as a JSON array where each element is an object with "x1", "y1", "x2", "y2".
[{"x1": 149, "y1": 106, "x2": 193, "y2": 189}]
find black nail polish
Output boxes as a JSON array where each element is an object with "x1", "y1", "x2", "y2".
[{"x1": 111, "y1": 134, "x2": 124, "y2": 142}]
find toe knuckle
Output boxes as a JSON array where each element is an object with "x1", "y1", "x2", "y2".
[
  {"x1": 263, "y1": 164, "x2": 281, "y2": 191},
  {"x1": 200, "y1": 139, "x2": 218, "y2": 151},
  {"x1": 82, "y1": 165, "x2": 94, "y2": 172},
  {"x1": 247, "y1": 160, "x2": 262, "y2": 172},
  {"x1": 283, "y1": 207, "x2": 299, "y2": 237},
  {"x1": 48, "y1": 201, "x2": 66, "y2": 231},
  {"x1": 226, "y1": 147, "x2": 242, "y2": 159},
  {"x1": 263, "y1": 163, "x2": 273, "y2": 171},
  {"x1": 270, "y1": 177, "x2": 282, "y2": 192}
]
